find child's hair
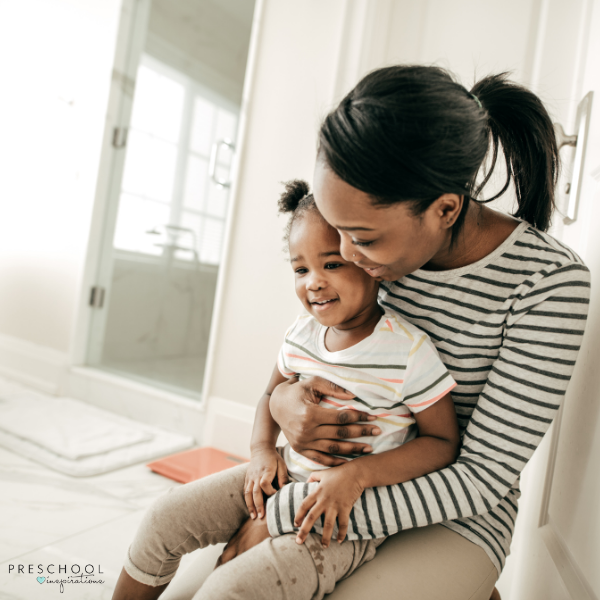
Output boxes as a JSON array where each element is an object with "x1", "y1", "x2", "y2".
[{"x1": 278, "y1": 179, "x2": 319, "y2": 242}]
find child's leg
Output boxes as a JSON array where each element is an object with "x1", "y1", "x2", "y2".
[
  {"x1": 121, "y1": 463, "x2": 249, "y2": 589},
  {"x1": 194, "y1": 531, "x2": 385, "y2": 600}
]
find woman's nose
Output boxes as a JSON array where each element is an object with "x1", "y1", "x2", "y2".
[{"x1": 339, "y1": 234, "x2": 362, "y2": 263}]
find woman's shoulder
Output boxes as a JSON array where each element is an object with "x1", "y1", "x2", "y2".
[{"x1": 512, "y1": 224, "x2": 588, "y2": 270}]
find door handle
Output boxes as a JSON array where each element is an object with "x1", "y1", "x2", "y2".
[
  {"x1": 209, "y1": 139, "x2": 235, "y2": 188},
  {"x1": 554, "y1": 91, "x2": 593, "y2": 224}
]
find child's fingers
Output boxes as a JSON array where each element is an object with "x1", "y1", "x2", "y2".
[
  {"x1": 293, "y1": 493, "x2": 316, "y2": 528},
  {"x1": 259, "y1": 473, "x2": 277, "y2": 496},
  {"x1": 253, "y1": 481, "x2": 265, "y2": 519},
  {"x1": 321, "y1": 509, "x2": 337, "y2": 548},
  {"x1": 276, "y1": 459, "x2": 289, "y2": 489},
  {"x1": 295, "y1": 504, "x2": 322, "y2": 545},
  {"x1": 306, "y1": 471, "x2": 323, "y2": 483},
  {"x1": 337, "y1": 515, "x2": 349, "y2": 543},
  {"x1": 244, "y1": 482, "x2": 257, "y2": 519}
]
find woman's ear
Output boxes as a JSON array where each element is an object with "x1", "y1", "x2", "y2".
[{"x1": 433, "y1": 194, "x2": 463, "y2": 228}]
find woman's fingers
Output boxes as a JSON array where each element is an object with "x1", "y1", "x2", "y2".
[
  {"x1": 296, "y1": 504, "x2": 322, "y2": 545},
  {"x1": 315, "y1": 423, "x2": 382, "y2": 440},
  {"x1": 303, "y1": 376, "x2": 355, "y2": 402},
  {"x1": 300, "y1": 450, "x2": 347, "y2": 467},
  {"x1": 244, "y1": 482, "x2": 256, "y2": 519},
  {"x1": 311, "y1": 403, "x2": 377, "y2": 426},
  {"x1": 308, "y1": 439, "x2": 374, "y2": 456}
]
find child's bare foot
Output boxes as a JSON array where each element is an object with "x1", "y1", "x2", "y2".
[{"x1": 489, "y1": 587, "x2": 501, "y2": 600}]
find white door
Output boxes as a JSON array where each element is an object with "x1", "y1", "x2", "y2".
[
  {"x1": 340, "y1": 0, "x2": 600, "y2": 596},
  {"x1": 501, "y1": 0, "x2": 600, "y2": 598}
]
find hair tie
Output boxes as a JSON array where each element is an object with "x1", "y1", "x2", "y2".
[{"x1": 471, "y1": 93, "x2": 482, "y2": 109}]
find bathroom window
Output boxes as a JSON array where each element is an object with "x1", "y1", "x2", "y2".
[{"x1": 113, "y1": 54, "x2": 238, "y2": 265}]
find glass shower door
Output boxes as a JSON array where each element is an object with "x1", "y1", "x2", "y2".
[{"x1": 86, "y1": 0, "x2": 255, "y2": 399}]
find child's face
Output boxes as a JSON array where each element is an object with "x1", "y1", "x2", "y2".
[{"x1": 289, "y1": 211, "x2": 380, "y2": 327}]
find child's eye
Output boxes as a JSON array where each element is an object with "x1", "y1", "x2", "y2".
[
  {"x1": 294, "y1": 268, "x2": 308, "y2": 275},
  {"x1": 352, "y1": 239, "x2": 375, "y2": 248},
  {"x1": 325, "y1": 262, "x2": 342, "y2": 269}
]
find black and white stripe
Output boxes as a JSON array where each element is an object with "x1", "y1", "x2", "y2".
[{"x1": 266, "y1": 222, "x2": 590, "y2": 575}]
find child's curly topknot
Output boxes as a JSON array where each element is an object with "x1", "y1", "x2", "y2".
[{"x1": 278, "y1": 179, "x2": 318, "y2": 243}]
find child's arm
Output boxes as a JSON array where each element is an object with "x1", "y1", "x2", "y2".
[
  {"x1": 293, "y1": 393, "x2": 460, "y2": 546},
  {"x1": 245, "y1": 364, "x2": 290, "y2": 520}
]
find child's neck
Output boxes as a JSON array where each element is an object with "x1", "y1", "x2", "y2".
[{"x1": 324, "y1": 302, "x2": 384, "y2": 352}]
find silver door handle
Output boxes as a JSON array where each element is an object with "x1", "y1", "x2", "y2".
[
  {"x1": 209, "y1": 139, "x2": 235, "y2": 188},
  {"x1": 554, "y1": 91, "x2": 593, "y2": 224}
]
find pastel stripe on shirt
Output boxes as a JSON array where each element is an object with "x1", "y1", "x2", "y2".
[
  {"x1": 266, "y1": 221, "x2": 591, "y2": 576},
  {"x1": 276, "y1": 308, "x2": 457, "y2": 481}
]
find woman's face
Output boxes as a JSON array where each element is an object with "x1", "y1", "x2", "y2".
[{"x1": 313, "y1": 161, "x2": 456, "y2": 281}]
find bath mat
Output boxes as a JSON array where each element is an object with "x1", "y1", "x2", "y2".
[{"x1": 0, "y1": 378, "x2": 195, "y2": 477}]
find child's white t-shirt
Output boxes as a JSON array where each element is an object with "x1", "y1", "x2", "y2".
[{"x1": 277, "y1": 306, "x2": 457, "y2": 481}]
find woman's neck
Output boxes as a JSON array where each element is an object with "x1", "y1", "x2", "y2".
[
  {"x1": 423, "y1": 202, "x2": 520, "y2": 271},
  {"x1": 324, "y1": 302, "x2": 383, "y2": 353}
]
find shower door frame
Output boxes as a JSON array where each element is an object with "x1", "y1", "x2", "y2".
[{"x1": 69, "y1": 0, "x2": 265, "y2": 410}]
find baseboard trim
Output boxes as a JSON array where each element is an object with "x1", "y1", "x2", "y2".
[
  {"x1": 203, "y1": 396, "x2": 256, "y2": 459},
  {"x1": 202, "y1": 396, "x2": 288, "y2": 459},
  {"x1": 0, "y1": 333, "x2": 68, "y2": 395},
  {"x1": 65, "y1": 367, "x2": 206, "y2": 442}
]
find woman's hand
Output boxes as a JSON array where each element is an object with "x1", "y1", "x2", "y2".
[
  {"x1": 216, "y1": 517, "x2": 271, "y2": 568},
  {"x1": 245, "y1": 445, "x2": 288, "y2": 519},
  {"x1": 293, "y1": 463, "x2": 365, "y2": 548},
  {"x1": 269, "y1": 376, "x2": 381, "y2": 466}
]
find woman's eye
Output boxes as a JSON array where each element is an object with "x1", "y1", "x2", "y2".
[
  {"x1": 325, "y1": 263, "x2": 342, "y2": 270},
  {"x1": 352, "y1": 239, "x2": 374, "y2": 247}
]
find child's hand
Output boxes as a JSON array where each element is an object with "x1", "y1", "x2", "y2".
[
  {"x1": 294, "y1": 464, "x2": 365, "y2": 548},
  {"x1": 245, "y1": 446, "x2": 289, "y2": 520}
]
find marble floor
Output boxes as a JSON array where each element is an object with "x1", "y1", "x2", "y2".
[{"x1": 0, "y1": 406, "x2": 200, "y2": 599}]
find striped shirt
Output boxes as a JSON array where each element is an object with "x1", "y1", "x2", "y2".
[
  {"x1": 277, "y1": 310, "x2": 457, "y2": 480},
  {"x1": 266, "y1": 221, "x2": 591, "y2": 575}
]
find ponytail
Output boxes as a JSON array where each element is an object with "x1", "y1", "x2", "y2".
[
  {"x1": 471, "y1": 73, "x2": 559, "y2": 231},
  {"x1": 318, "y1": 65, "x2": 560, "y2": 234}
]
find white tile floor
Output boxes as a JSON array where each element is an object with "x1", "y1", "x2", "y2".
[{"x1": 0, "y1": 396, "x2": 199, "y2": 599}]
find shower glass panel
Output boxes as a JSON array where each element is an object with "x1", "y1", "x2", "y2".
[{"x1": 86, "y1": 0, "x2": 255, "y2": 399}]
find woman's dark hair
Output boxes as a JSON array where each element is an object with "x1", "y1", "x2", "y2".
[
  {"x1": 278, "y1": 179, "x2": 319, "y2": 242},
  {"x1": 318, "y1": 66, "x2": 559, "y2": 236}
]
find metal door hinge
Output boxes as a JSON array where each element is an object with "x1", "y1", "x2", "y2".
[{"x1": 89, "y1": 286, "x2": 105, "y2": 309}]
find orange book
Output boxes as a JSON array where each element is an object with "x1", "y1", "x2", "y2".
[{"x1": 147, "y1": 446, "x2": 249, "y2": 484}]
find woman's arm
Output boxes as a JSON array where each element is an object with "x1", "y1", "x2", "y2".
[
  {"x1": 269, "y1": 376, "x2": 382, "y2": 466},
  {"x1": 293, "y1": 393, "x2": 460, "y2": 545},
  {"x1": 265, "y1": 264, "x2": 591, "y2": 540}
]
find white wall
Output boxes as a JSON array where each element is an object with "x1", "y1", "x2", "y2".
[{"x1": 0, "y1": 0, "x2": 122, "y2": 358}]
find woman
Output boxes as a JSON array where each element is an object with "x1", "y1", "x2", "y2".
[{"x1": 112, "y1": 66, "x2": 590, "y2": 599}]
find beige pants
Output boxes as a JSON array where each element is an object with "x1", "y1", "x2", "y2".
[{"x1": 124, "y1": 463, "x2": 497, "y2": 600}]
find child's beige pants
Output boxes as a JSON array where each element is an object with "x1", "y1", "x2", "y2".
[{"x1": 124, "y1": 462, "x2": 497, "y2": 600}]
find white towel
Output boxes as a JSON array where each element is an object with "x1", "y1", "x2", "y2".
[{"x1": 0, "y1": 394, "x2": 152, "y2": 459}]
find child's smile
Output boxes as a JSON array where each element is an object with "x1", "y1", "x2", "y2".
[{"x1": 289, "y1": 211, "x2": 381, "y2": 331}]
